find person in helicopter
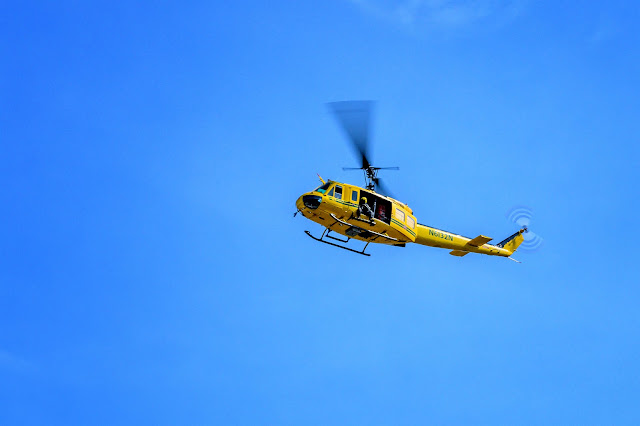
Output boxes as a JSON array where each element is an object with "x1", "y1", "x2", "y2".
[
  {"x1": 377, "y1": 204, "x2": 388, "y2": 222},
  {"x1": 359, "y1": 196, "x2": 375, "y2": 220}
]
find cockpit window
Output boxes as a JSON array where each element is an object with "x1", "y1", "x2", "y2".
[{"x1": 315, "y1": 182, "x2": 331, "y2": 194}]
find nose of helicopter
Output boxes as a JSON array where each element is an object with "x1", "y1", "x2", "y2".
[{"x1": 297, "y1": 193, "x2": 322, "y2": 210}]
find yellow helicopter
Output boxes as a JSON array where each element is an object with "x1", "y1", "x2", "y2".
[{"x1": 294, "y1": 101, "x2": 527, "y2": 261}]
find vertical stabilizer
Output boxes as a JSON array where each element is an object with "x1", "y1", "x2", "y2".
[{"x1": 496, "y1": 228, "x2": 527, "y2": 255}]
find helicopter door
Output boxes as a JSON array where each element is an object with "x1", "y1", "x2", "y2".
[
  {"x1": 334, "y1": 185, "x2": 343, "y2": 201},
  {"x1": 350, "y1": 189, "x2": 359, "y2": 205},
  {"x1": 333, "y1": 185, "x2": 350, "y2": 216}
]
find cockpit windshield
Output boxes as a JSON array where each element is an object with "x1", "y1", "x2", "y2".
[{"x1": 315, "y1": 182, "x2": 331, "y2": 194}]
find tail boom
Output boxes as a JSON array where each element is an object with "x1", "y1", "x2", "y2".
[{"x1": 414, "y1": 224, "x2": 527, "y2": 258}]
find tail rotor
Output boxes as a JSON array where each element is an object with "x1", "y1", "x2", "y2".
[{"x1": 506, "y1": 206, "x2": 543, "y2": 252}]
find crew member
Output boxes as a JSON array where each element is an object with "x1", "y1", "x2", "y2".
[{"x1": 359, "y1": 197, "x2": 374, "y2": 219}]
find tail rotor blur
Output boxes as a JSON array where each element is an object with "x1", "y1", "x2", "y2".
[{"x1": 506, "y1": 206, "x2": 543, "y2": 252}]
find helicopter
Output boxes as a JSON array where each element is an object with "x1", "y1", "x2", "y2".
[{"x1": 294, "y1": 101, "x2": 527, "y2": 261}]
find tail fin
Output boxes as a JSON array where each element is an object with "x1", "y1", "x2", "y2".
[{"x1": 496, "y1": 228, "x2": 527, "y2": 254}]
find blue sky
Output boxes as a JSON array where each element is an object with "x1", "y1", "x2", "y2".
[{"x1": 1, "y1": 0, "x2": 639, "y2": 424}]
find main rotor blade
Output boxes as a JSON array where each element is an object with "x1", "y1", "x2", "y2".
[
  {"x1": 328, "y1": 101, "x2": 374, "y2": 169},
  {"x1": 342, "y1": 167, "x2": 363, "y2": 171},
  {"x1": 373, "y1": 177, "x2": 395, "y2": 199}
]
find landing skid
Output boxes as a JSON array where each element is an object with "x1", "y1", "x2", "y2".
[{"x1": 304, "y1": 229, "x2": 371, "y2": 256}]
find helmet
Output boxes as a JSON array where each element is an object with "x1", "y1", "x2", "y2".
[{"x1": 361, "y1": 197, "x2": 367, "y2": 203}]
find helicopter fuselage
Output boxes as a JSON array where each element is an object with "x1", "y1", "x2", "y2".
[{"x1": 297, "y1": 180, "x2": 414, "y2": 246}]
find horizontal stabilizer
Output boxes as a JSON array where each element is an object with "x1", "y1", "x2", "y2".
[
  {"x1": 467, "y1": 235, "x2": 492, "y2": 247},
  {"x1": 450, "y1": 250, "x2": 469, "y2": 257}
]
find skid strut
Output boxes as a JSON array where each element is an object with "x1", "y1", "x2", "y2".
[{"x1": 325, "y1": 229, "x2": 349, "y2": 243}]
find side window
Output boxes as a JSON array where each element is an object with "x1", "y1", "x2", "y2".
[
  {"x1": 335, "y1": 185, "x2": 342, "y2": 200},
  {"x1": 327, "y1": 187, "x2": 334, "y2": 197},
  {"x1": 351, "y1": 190, "x2": 358, "y2": 202},
  {"x1": 407, "y1": 216, "x2": 415, "y2": 229},
  {"x1": 395, "y1": 208, "x2": 405, "y2": 222}
]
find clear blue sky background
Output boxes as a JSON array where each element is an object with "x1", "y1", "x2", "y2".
[{"x1": 2, "y1": 1, "x2": 639, "y2": 424}]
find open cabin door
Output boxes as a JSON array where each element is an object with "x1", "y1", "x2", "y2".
[{"x1": 359, "y1": 190, "x2": 391, "y2": 224}]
